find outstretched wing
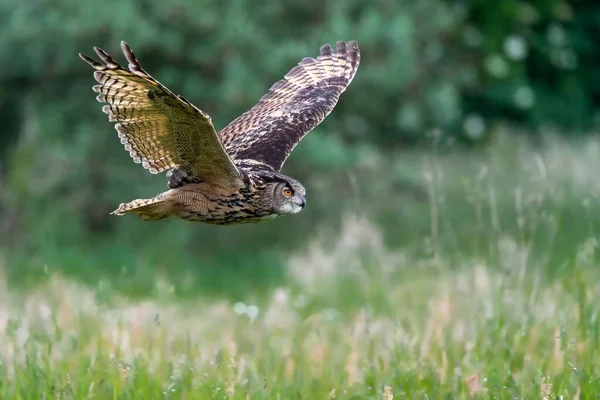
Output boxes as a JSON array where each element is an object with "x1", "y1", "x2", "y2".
[
  {"x1": 218, "y1": 41, "x2": 360, "y2": 172},
  {"x1": 79, "y1": 41, "x2": 243, "y2": 187}
]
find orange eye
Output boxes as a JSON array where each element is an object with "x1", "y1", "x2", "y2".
[{"x1": 283, "y1": 188, "x2": 294, "y2": 197}]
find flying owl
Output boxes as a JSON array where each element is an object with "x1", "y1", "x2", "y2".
[{"x1": 79, "y1": 40, "x2": 360, "y2": 225}]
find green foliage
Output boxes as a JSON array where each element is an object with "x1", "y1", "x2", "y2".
[
  {"x1": 1, "y1": 0, "x2": 600, "y2": 286},
  {"x1": 0, "y1": 0, "x2": 472, "y2": 270},
  {"x1": 2, "y1": 199, "x2": 600, "y2": 397},
  {"x1": 3, "y1": 3, "x2": 600, "y2": 394},
  {"x1": 456, "y1": 0, "x2": 600, "y2": 134},
  {"x1": 3, "y1": 127, "x2": 600, "y2": 396}
]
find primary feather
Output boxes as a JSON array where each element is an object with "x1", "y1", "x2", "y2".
[
  {"x1": 218, "y1": 41, "x2": 360, "y2": 171},
  {"x1": 79, "y1": 41, "x2": 243, "y2": 189}
]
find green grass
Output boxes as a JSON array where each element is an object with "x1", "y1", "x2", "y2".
[{"x1": 2, "y1": 131, "x2": 600, "y2": 398}]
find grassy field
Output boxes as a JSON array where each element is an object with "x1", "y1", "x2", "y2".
[{"x1": 2, "y1": 133, "x2": 600, "y2": 398}]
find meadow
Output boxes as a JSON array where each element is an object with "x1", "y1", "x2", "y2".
[{"x1": 1, "y1": 132, "x2": 600, "y2": 398}]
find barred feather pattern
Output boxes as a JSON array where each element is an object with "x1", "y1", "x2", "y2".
[
  {"x1": 79, "y1": 42, "x2": 243, "y2": 188},
  {"x1": 218, "y1": 41, "x2": 360, "y2": 171}
]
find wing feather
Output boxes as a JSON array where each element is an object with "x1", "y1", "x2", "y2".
[
  {"x1": 80, "y1": 41, "x2": 243, "y2": 187},
  {"x1": 218, "y1": 41, "x2": 360, "y2": 171}
]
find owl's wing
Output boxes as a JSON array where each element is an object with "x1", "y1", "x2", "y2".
[
  {"x1": 79, "y1": 42, "x2": 243, "y2": 187},
  {"x1": 218, "y1": 41, "x2": 360, "y2": 172}
]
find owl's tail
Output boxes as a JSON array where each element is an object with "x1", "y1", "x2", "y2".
[{"x1": 111, "y1": 193, "x2": 172, "y2": 221}]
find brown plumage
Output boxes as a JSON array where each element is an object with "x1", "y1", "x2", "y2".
[{"x1": 79, "y1": 40, "x2": 360, "y2": 225}]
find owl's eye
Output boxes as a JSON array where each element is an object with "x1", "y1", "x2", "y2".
[{"x1": 283, "y1": 188, "x2": 294, "y2": 197}]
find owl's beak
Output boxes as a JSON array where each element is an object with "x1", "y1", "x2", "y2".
[{"x1": 295, "y1": 195, "x2": 306, "y2": 208}]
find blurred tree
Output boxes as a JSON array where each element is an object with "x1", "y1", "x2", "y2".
[
  {"x1": 1, "y1": 0, "x2": 599, "y2": 290},
  {"x1": 0, "y1": 0, "x2": 465, "y2": 237},
  {"x1": 454, "y1": 0, "x2": 600, "y2": 135}
]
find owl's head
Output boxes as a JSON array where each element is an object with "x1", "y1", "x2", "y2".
[{"x1": 268, "y1": 176, "x2": 307, "y2": 215}]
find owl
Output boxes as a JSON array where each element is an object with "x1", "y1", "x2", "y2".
[{"x1": 79, "y1": 40, "x2": 360, "y2": 225}]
